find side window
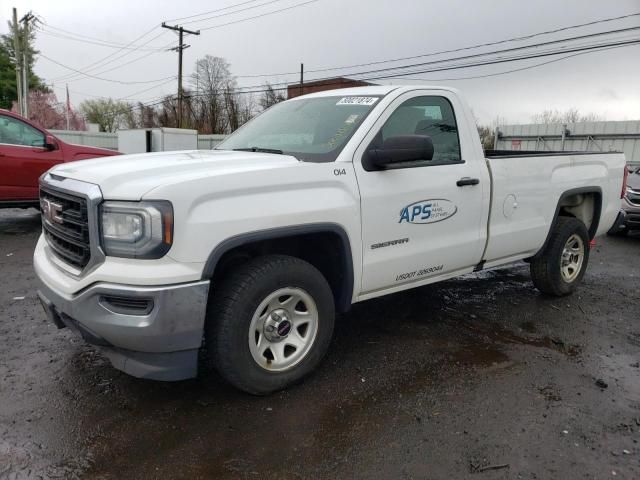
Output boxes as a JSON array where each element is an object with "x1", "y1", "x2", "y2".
[
  {"x1": 378, "y1": 96, "x2": 461, "y2": 164},
  {"x1": 0, "y1": 115, "x2": 45, "y2": 147}
]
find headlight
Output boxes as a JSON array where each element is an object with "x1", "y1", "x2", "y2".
[{"x1": 100, "y1": 201, "x2": 173, "y2": 258}]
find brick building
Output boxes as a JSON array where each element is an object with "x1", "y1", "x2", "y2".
[{"x1": 287, "y1": 77, "x2": 376, "y2": 99}]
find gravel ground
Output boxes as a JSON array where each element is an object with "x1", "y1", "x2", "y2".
[{"x1": 1, "y1": 208, "x2": 639, "y2": 480}]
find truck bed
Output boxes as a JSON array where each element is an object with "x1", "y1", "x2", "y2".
[{"x1": 481, "y1": 150, "x2": 626, "y2": 268}]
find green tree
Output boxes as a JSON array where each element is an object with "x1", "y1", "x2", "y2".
[
  {"x1": 0, "y1": 43, "x2": 16, "y2": 109},
  {"x1": 0, "y1": 16, "x2": 48, "y2": 110},
  {"x1": 79, "y1": 98, "x2": 130, "y2": 132}
]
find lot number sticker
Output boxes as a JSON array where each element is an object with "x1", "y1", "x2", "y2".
[{"x1": 336, "y1": 97, "x2": 378, "y2": 106}]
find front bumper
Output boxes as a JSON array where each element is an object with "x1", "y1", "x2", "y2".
[
  {"x1": 619, "y1": 196, "x2": 640, "y2": 232},
  {"x1": 608, "y1": 210, "x2": 628, "y2": 235},
  {"x1": 36, "y1": 275, "x2": 210, "y2": 381}
]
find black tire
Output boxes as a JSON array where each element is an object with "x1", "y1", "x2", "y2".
[
  {"x1": 204, "y1": 255, "x2": 335, "y2": 395},
  {"x1": 530, "y1": 216, "x2": 590, "y2": 296}
]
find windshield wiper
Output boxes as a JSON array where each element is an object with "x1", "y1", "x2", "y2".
[{"x1": 233, "y1": 146, "x2": 283, "y2": 154}]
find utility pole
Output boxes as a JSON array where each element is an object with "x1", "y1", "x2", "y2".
[
  {"x1": 12, "y1": 8, "x2": 22, "y2": 116},
  {"x1": 161, "y1": 22, "x2": 200, "y2": 128},
  {"x1": 20, "y1": 11, "x2": 35, "y2": 117},
  {"x1": 299, "y1": 63, "x2": 304, "y2": 97},
  {"x1": 65, "y1": 84, "x2": 70, "y2": 130}
]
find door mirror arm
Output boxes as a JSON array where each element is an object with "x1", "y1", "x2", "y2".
[{"x1": 43, "y1": 134, "x2": 59, "y2": 151}]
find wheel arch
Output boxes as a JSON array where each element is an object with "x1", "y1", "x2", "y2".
[
  {"x1": 531, "y1": 186, "x2": 602, "y2": 259},
  {"x1": 201, "y1": 223, "x2": 354, "y2": 313}
]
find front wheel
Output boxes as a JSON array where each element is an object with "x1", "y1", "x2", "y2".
[
  {"x1": 530, "y1": 216, "x2": 590, "y2": 296},
  {"x1": 204, "y1": 255, "x2": 335, "y2": 395}
]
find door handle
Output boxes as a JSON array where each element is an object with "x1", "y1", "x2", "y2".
[{"x1": 456, "y1": 177, "x2": 480, "y2": 187}]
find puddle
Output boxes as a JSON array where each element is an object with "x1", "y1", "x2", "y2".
[{"x1": 456, "y1": 318, "x2": 582, "y2": 357}]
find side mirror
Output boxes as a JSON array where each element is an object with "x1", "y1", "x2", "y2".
[
  {"x1": 44, "y1": 135, "x2": 59, "y2": 151},
  {"x1": 363, "y1": 135, "x2": 434, "y2": 171}
]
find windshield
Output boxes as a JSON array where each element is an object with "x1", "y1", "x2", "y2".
[{"x1": 216, "y1": 95, "x2": 382, "y2": 162}]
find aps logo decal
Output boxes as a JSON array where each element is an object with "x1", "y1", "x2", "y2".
[{"x1": 399, "y1": 199, "x2": 457, "y2": 224}]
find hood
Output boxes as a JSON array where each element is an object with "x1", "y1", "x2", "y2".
[{"x1": 49, "y1": 150, "x2": 300, "y2": 199}]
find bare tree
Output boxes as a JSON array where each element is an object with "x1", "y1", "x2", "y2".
[
  {"x1": 157, "y1": 95, "x2": 178, "y2": 128},
  {"x1": 191, "y1": 56, "x2": 235, "y2": 133},
  {"x1": 239, "y1": 93, "x2": 256, "y2": 125},
  {"x1": 259, "y1": 82, "x2": 285, "y2": 110},
  {"x1": 122, "y1": 102, "x2": 139, "y2": 129},
  {"x1": 224, "y1": 83, "x2": 241, "y2": 132},
  {"x1": 138, "y1": 102, "x2": 157, "y2": 128},
  {"x1": 531, "y1": 108, "x2": 603, "y2": 124},
  {"x1": 473, "y1": 111, "x2": 506, "y2": 151},
  {"x1": 477, "y1": 125, "x2": 494, "y2": 151}
]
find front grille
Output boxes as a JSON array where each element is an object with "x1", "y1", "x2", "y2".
[
  {"x1": 40, "y1": 187, "x2": 91, "y2": 269},
  {"x1": 627, "y1": 213, "x2": 640, "y2": 226},
  {"x1": 627, "y1": 189, "x2": 640, "y2": 206}
]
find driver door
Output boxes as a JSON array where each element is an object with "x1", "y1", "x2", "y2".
[
  {"x1": 0, "y1": 114, "x2": 63, "y2": 201},
  {"x1": 353, "y1": 90, "x2": 489, "y2": 296}
]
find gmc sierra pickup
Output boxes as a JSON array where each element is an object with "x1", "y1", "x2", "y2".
[{"x1": 33, "y1": 86, "x2": 628, "y2": 394}]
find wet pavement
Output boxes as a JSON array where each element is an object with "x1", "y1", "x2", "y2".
[{"x1": 1, "y1": 207, "x2": 639, "y2": 479}]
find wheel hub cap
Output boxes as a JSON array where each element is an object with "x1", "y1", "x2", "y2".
[
  {"x1": 560, "y1": 233, "x2": 584, "y2": 283},
  {"x1": 263, "y1": 309, "x2": 292, "y2": 341},
  {"x1": 248, "y1": 287, "x2": 319, "y2": 372}
]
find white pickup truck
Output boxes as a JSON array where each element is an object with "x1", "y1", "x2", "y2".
[{"x1": 34, "y1": 86, "x2": 628, "y2": 394}]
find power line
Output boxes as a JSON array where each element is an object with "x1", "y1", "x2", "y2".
[
  {"x1": 79, "y1": 39, "x2": 640, "y2": 124},
  {"x1": 38, "y1": 25, "x2": 165, "y2": 51},
  {"x1": 395, "y1": 42, "x2": 640, "y2": 82},
  {"x1": 225, "y1": 26, "x2": 640, "y2": 90},
  {"x1": 63, "y1": 39, "x2": 177, "y2": 83},
  {"x1": 48, "y1": 13, "x2": 640, "y2": 111},
  {"x1": 229, "y1": 11, "x2": 640, "y2": 79},
  {"x1": 52, "y1": 77, "x2": 178, "y2": 101},
  {"x1": 324, "y1": 10, "x2": 640, "y2": 75},
  {"x1": 117, "y1": 77, "x2": 178, "y2": 101},
  {"x1": 199, "y1": 0, "x2": 321, "y2": 31},
  {"x1": 46, "y1": 26, "x2": 170, "y2": 83},
  {"x1": 180, "y1": 0, "x2": 287, "y2": 25},
  {"x1": 62, "y1": 33, "x2": 640, "y2": 106},
  {"x1": 164, "y1": 0, "x2": 264, "y2": 22},
  {"x1": 39, "y1": 53, "x2": 176, "y2": 84},
  {"x1": 326, "y1": 26, "x2": 640, "y2": 80},
  {"x1": 365, "y1": 38, "x2": 640, "y2": 82},
  {"x1": 188, "y1": 37, "x2": 640, "y2": 98}
]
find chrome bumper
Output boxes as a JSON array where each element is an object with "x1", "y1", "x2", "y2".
[{"x1": 36, "y1": 275, "x2": 210, "y2": 381}]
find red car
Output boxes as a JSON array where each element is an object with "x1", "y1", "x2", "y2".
[{"x1": 0, "y1": 109, "x2": 120, "y2": 209}]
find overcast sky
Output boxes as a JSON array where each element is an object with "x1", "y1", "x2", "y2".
[{"x1": 4, "y1": 0, "x2": 640, "y2": 124}]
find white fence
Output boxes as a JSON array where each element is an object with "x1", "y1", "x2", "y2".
[
  {"x1": 50, "y1": 130, "x2": 118, "y2": 150},
  {"x1": 197, "y1": 134, "x2": 228, "y2": 150},
  {"x1": 52, "y1": 130, "x2": 228, "y2": 152},
  {"x1": 495, "y1": 120, "x2": 640, "y2": 166}
]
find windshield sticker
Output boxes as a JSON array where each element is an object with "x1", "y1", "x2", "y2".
[
  {"x1": 345, "y1": 114, "x2": 360, "y2": 124},
  {"x1": 327, "y1": 125, "x2": 351, "y2": 148},
  {"x1": 399, "y1": 199, "x2": 457, "y2": 224},
  {"x1": 336, "y1": 97, "x2": 378, "y2": 106}
]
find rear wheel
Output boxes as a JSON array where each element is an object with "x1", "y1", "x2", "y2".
[
  {"x1": 530, "y1": 217, "x2": 590, "y2": 296},
  {"x1": 204, "y1": 255, "x2": 335, "y2": 395}
]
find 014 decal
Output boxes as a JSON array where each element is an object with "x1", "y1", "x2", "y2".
[{"x1": 399, "y1": 199, "x2": 457, "y2": 224}]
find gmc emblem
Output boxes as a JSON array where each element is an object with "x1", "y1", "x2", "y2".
[{"x1": 41, "y1": 198, "x2": 64, "y2": 224}]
